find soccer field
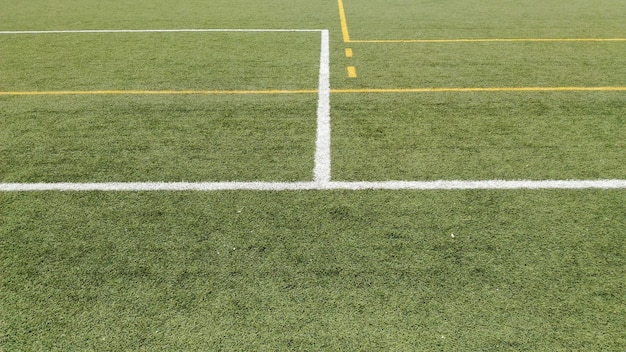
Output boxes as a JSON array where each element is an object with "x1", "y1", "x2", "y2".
[{"x1": 1, "y1": 0, "x2": 625, "y2": 350}]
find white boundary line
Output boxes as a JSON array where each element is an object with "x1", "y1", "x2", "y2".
[
  {"x1": 1, "y1": 180, "x2": 626, "y2": 191},
  {"x1": 314, "y1": 30, "x2": 332, "y2": 183},
  {"x1": 0, "y1": 29, "x2": 325, "y2": 34}
]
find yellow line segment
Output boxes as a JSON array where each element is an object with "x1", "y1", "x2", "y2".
[
  {"x1": 350, "y1": 38, "x2": 626, "y2": 43},
  {"x1": 347, "y1": 66, "x2": 357, "y2": 78},
  {"x1": 337, "y1": 0, "x2": 351, "y2": 42}
]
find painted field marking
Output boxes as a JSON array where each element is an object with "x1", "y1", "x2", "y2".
[
  {"x1": 0, "y1": 29, "x2": 325, "y2": 34},
  {"x1": 2, "y1": 180, "x2": 626, "y2": 192},
  {"x1": 350, "y1": 38, "x2": 626, "y2": 43},
  {"x1": 345, "y1": 48, "x2": 353, "y2": 57},
  {"x1": 314, "y1": 30, "x2": 332, "y2": 183},
  {"x1": 333, "y1": 86, "x2": 626, "y2": 93},
  {"x1": 0, "y1": 89, "x2": 318, "y2": 96},
  {"x1": 337, "y1": 0, "x2": 351, "y2": 43},
  {"x1": 347, "y1": 66, "x2": 357, "y2": 78},
  {"x1": 4, "y1": 86, "x2": 626, "y2": 96}
]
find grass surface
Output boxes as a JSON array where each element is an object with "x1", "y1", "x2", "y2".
[
  {"x1": 1, "y1": 0, "x2": 625, "y2": 350},
  {"x1": 332, "y1": 92, "x2": 626, "y2": 180},
  {"x1": 0, "y1": 32, "x2": 320, "y2": 91},
  {"x1": 341, "y1": 0, "x2": 626, "y2": 40},
  {"x1": 344, "y1": 42, "x2": 626, "y2": 88},
  {"x1": 2, "y1": 191, "x2": 625, "y2": 350},
  {"x1": 0, "y1": 0, "x2": 335, "y2": 30},
  {"x1": 1, "y1": 95, "x2": 317, "y2": 182}
]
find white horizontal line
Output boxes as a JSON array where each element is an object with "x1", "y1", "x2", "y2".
[
  {"x1": 0, "y1": 29, "x2": 325, "y2": 34},
  {"x1": 1, "y1": 180, "x2": 625, "y2": 191},
  {"x1": 326, "y1": 180, "x2": 626, "y2": 190}
]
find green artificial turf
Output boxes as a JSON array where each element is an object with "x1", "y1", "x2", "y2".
[
  {"x1": 0, "y1": 0, "x2": 335, "y2": 31},
  {"x1": 2, "y1": 191, "x2": 625, "y2": 350},
  {"x1": 341, "y1": 42, "x2": 626, "y2": 89},
  {"x1": 1, "y1": 94, "x2": 318, "y2": 182},
  {"x1": 0, "y1": 32, "x2": 320, "y2": 91},
  {"x1": 1, "y1": 0, "x2": 625, "y2": 350},
  {"x1": 340, "y1": 0, "x2": 626, "y2": 40},
  {"x1": 332, "y1": 92, "x2": 626, "y2": 181}
]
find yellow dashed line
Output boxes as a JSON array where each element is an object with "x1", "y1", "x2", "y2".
[{"x1": 347, "y1": 66, "x2": 357, "y2": 78}]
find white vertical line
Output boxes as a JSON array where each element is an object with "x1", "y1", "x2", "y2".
[{"x1": 314, "y1": 30, "x2": 331, "y2": 183}]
